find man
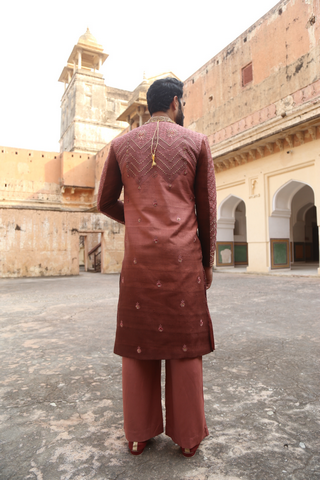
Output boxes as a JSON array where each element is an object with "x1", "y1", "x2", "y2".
[{"x1": 97, "y1": 77, "x2": 217, "y2": 457}]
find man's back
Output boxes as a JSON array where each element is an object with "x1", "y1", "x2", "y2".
[
  {"x1": 113, "y1": 118, "x2": 203, "y2": 188},
  {"x1": 113, "y1": 119, "x2": 206, "y2": 249}
]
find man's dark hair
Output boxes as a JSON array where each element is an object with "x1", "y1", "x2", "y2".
[{"x1": 147, "y1": 77, "x2": 184, "y2": 115}]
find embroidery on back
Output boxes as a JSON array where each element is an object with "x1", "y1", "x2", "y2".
[{"x1": 117, "y1": 123, "x2": 199, "y2": 186}]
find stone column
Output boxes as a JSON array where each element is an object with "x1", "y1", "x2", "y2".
[
  {"x1": 77, "y1": 50, "x2": 82, "y2": 69},
  {"x1": 84, "y1": 236, "x2": 88, "y2": 272},
  {"x1": 217, "y1": 217, "x2": 235, "y2": 242},
  {"x1": 318, "y1": 225, "x2": 320, "y2": 276},
  {"x1": 216, "y1": 217, "x2": 235, "y2": 267},
  {"x1": 101, "y1": 232, "x2": 106, "y2": 273},
  {"x1": 138, "y1": 107, "x2": 145, "y2": 126},
  {"x1": 245, "y1": 176, "x2": 270, "y2": 273}
]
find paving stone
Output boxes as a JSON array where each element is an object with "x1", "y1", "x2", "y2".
[{"x1": 0, "y1": 272, "x2": 319, "y2": 480}]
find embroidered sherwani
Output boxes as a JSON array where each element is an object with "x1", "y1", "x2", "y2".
[{"x1": 97, "y1": 118, "x2": 217, "y2": 361}]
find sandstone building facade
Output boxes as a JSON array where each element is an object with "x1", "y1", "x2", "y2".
[
  {"x1": 184, "y1": 0, "x2": 320, "y2": 274},
  {"x1": 58, "y1": 29, "x2": 131, "y2": 154},
  {"x1": 1, "y1": 0, "x2": 319, "y2": 277}
]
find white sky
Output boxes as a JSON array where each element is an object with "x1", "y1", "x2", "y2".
[{"x1": 0, "y1": 0, "x2": 280, "y2": 152}]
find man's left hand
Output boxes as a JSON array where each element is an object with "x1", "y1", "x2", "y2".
[{"x1": 204, "y1": 266, "x2": 213, "y2": 289}]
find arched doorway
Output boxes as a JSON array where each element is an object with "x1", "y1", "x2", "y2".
[
  {"x1": 78, "y1": 231, "x2": 103, "y2": 273},
  {"x1": 270, "y1": 181, "x2": 319, "y2": 269},
  {"x1": 216, "y1": 195, "x2": 248, "y2": 267},
  {"x1": 291, "y1": 186, "x2": 319, "y2": 264}
]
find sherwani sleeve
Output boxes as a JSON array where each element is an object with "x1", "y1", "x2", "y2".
[
  {"x1": 97, "y1": 142, "x2": 125, "y2": 224},
  {"x1": 194, "y1": 136, "x2": 217, "y2": 268}
]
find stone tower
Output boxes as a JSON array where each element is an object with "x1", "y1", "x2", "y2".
[{"x1": 58, "y1": 28, "x2": 130, "y2": 154}]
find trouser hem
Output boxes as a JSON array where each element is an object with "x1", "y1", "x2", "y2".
[
  {"x1": 125, "y1": 423, "x2": 164, "y2": 443},
  {"x1": 165, "y1": 425, "x2": 209, "y2": 449}
]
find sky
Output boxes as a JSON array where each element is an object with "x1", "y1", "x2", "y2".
[{"x1": 0, "y1": 0, "x2": 281, "y2": 152}]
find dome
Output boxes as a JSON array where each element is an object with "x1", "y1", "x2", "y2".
[{"x1": 78, "y1": 28, "x2": 102, "y2": 48}]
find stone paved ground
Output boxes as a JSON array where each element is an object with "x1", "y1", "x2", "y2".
[{"x1": 0, "y1": 272, "x2": 319, "y2": 480}]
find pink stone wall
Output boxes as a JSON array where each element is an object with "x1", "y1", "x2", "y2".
[{"x1": 183, "y1": 0, "x2": 320, "y2": 139}]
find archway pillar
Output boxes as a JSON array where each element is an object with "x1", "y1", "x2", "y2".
[
  {"x1": 216, "y1": 217, "x2": 234, "y2": 242},
  {"x1": 318, "y1": 225, "x2": 320, "y2": 276},
  {"x1": 269, "y1": 210, "x2": 291, "y2": 239},
  {"x1": 246, "y1": 242, "x2": 270, "y2": 273},
  {"x1": 245, "y1": 191, "x2": 270, "y2": 273},
  {"x1": 216, "y1": 195, "x2": 248, "y2": 268},
  {"x1": 268, "y1": 210, "x2": 291, "y2": 269},
  {"x1": 216, "y1": 218, "x2": 235, "y2": 267},
  {"x1": 101, "y1": 232, "x2": 106, "y2": 274}
]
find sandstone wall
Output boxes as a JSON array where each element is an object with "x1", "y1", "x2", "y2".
[
  {"x1": 0, "y1": 146, "x2": 124, "y2": 278},
  {"x1": 215, "y1": 135, "x2": 320, "y2": 273},
  {"x1": 60, "y1": 71, "x2": 130, "y2": 154},
  {"x1": 0, "y1": 147, "x2": 62, "y2": 207},
  {"x1": 0, "y1": 209, "x2": 79, "y2": 277},
  {"x1": 183, "y1": 0, "x2": 320, "y2": 137},
  {"x1": 0, "y1": 209, "x2": 124, "y2": 278}
]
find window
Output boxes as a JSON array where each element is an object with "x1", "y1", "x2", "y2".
[{"x1": 242, "y1": 63, "x2": 253, "y2": 87}]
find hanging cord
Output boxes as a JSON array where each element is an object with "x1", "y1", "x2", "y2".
[{"x1": 150, "y1": 121, "x2": 160, "y2": 167}]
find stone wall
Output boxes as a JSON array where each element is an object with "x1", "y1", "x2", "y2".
[
  {"x1": 0, "y1": 147, "x2": 62, "y2": 208},
  {"x1": 60, "y1": 71, "x2": 131, "y2": 154},
  {"x1": 0, "y1": 209, "x2": 79, "y2": 277},
  {"x1": 0, "y1": 209, "x2": 124, "y2": 278},
  {"x1": 215, "y1": 136, "x2": 320, "y2": 273},
  {"x1": 183, "y1": 0, "x2": 320, "y2": 137},
  {"x1": 0, "y1": 147, "x2": 96, "y2": 210},
  {"x1": 0, "y1": 146, "x2": 125, "y2": 278},
  {"x1": 2, "y1": 0, "x2": 319, "y2": 278}
]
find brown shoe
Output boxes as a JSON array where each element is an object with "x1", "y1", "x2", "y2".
[
  {"x1": 128, "y1": 441, "x2": 148, "y2": 455},
  {"x1": 181, "y1": 444, "x2": 200, "y2": 457}
]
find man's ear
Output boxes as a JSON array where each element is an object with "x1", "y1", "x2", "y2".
[{"x1": 170, "y1": 96, "x2": 179, "y2": 112}]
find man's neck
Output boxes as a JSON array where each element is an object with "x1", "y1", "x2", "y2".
[{"x1": 151, "y1": 111, "x2": 175, "y2": 123}]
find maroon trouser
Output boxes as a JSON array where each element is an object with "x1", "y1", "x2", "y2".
[{"x1": 122, "y1": 356, "x2": 209, "y2": 449}]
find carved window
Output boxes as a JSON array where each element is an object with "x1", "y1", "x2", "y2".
[{"x1": 242, "y1": 63, "x2": 253, "y2": 87}]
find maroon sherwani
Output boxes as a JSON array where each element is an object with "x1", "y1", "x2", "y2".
[
  {"x1": 97, "y1": 117, "x2": 217, "y2": 448},
  {"x1": 98, "y1": 118, "x2": 216, "y2": 359}
]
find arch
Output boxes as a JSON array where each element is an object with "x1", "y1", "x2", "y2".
[
  {"x1": 272, "y1": 180, "x2": 313, "y2": 216},
  {"x1": 270, "y1": 180, "x2": 318, "y2": 268},
  {"x1": 234, "y1": 201, "x2": 247, "y2": 242},
  {"x1": 218, "y1": 194, "x2": 244, "y2": 220},
  {"x1": 270, "y1": 180, "x2": 316, "y2": 239},
  {"x1": 216, "y1": 195, "x2": 248, "y2": 266}
]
